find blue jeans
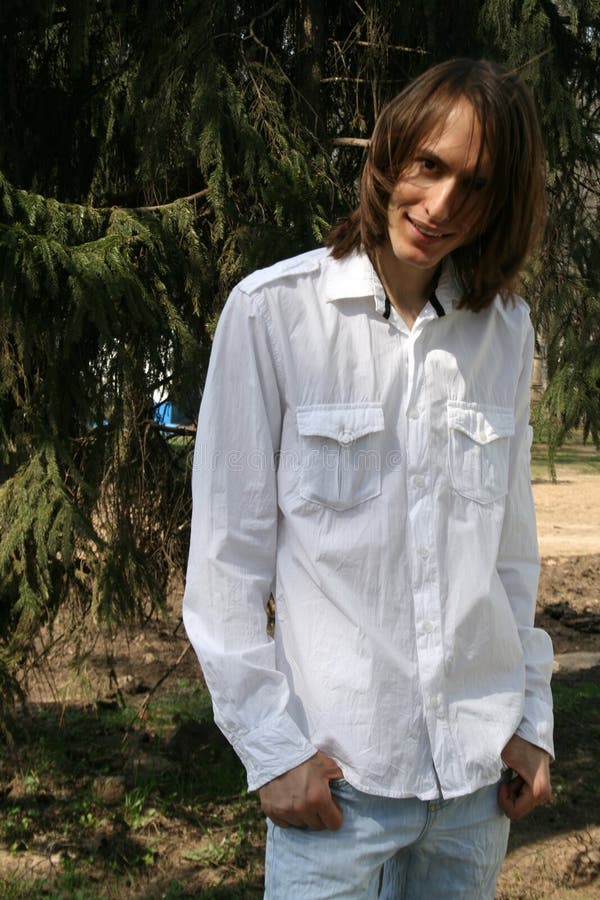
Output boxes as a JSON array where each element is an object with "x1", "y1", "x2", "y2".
[{"x1": 264, "y1": 779, "x2": 510, "y2": 899}]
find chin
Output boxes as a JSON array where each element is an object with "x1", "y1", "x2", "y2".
[{"x1": 394, "y1": 248, "x2": 446, "y2": 271}]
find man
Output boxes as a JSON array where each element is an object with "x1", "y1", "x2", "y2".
[{"x1": 183, "y1": 58, "x2": 554, "y2": 898}]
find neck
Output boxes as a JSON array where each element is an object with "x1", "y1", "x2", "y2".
[{"x1": 374, "y1": 248, "x2": 440, "y2": 328}]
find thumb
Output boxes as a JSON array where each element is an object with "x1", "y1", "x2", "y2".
[{"x1": 315, "y1": 751, "x2": 344, "y2": 781}]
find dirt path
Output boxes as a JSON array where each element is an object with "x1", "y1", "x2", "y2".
[
  {"x1": 533, "y1": 473, "x2": 600, "y2": 557},
  {"x1": 496, "y1": 469, "x2": 600, "y2": 899}
]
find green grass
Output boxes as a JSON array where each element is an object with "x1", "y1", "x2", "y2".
[
  {"x1": 2, "y1": 637, "x2": 597, "y2": 897},
  {"x1": 552, "y1": 678, "x2": 600, "y2": 721},
  {"x1": 531, "y1": 438, "x2": 600, "y2": 480},
  {"x1": 0, "y1": 872, "x2": 100, "y2": 899},
  {"x1": 0, "y1": 680, "x2": 262, "y2": 898},
  {"x1": 144, "y1": 677, "x2": 214, "y2": 733},
  {"x1": 549, "y1": 674, "x2": 600, "y2": 819}
]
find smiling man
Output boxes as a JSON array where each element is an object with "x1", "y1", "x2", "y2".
[
  {"x1": 381, "y1": 99, "x2": 491, "y2": 319},
  {"x1": 183, "y1": 58, "x2": 554, "y2": 899}
]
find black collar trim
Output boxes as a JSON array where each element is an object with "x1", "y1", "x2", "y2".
[{"x1": 382, "y1": 288, "x2": 445, "y2": 320}]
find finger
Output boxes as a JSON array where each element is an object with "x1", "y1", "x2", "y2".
[
  {"x1": 499, "y1": 769, "x2": 552, "y2": 819},
  {"x1": 264, "y1": 793, "x2": 332, "y2": 831},
  {"x1": 510, "y1": 791, "x2": 535, "y2": 820},
  {"x1": 319, "y1": 793, "x2": 344, "y2": 831},
  {"x1": 283, "y1": 792, "x2": 343, "y2": 831},
  {"x1": 318, "y1": 754, "x2": 344, "y2": 782},
  {"x1": 262, "y1": 802, "x2": 306, "y2": 829},
  {"x1": 299, "y1": 813, "x2": 327, "y2": 830},
  {"x1": 532, "y1": 771, "x2": 553, "y2": 806},
  {"x1": 289, "y1": 803, "x2": 328, "y2": 831},
  {"x1": 498, "y1": 776, "x2": 522, "y2": 816},
  {"x1": 268, "y1": 812, "x2": 324, "y2": 830},
  {"x1": 498, "y1": 777, "x2": 534, "y2": 820}
]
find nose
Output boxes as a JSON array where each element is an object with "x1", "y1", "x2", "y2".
[{"x1": 424, "y1": 177, "x2": 460, "y2": 223}]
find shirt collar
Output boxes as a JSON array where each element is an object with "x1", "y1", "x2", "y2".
[
  {"x1": 323, "y1": 249, "x2": 463, "y2": 318},
  {"x1": 322, "y1": 249, "x2": 382, "y2": 305}
]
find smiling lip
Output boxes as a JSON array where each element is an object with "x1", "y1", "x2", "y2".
[{"x1": 408, "y1": 216, "x2": 453, "y2": 240}]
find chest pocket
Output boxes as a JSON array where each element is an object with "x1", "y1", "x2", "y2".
[
  {"x1": 447, "y1": 401, "x2": 514, "y2": 504},
  {"x1": 296, "y1": 404, "x2": 384, "y2": 511}
]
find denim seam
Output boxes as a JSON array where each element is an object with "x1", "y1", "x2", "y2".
[{"x1": 411, "y1": 799, "x2": 437, "y2": 846}]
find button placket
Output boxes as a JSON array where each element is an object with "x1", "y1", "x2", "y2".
[{"x1": 405, "y1": 327, "x2": 446, "y2": 746}]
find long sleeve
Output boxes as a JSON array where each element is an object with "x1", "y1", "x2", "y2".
[
  {"x1": 496, "y1": 316, "x2": 554, "y2": 758},
  {"x1": 182, "y1": 286, "x2": 316, "y2": 790}
]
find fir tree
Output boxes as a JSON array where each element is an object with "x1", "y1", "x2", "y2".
[
  {"x1": 0, "y1": 0, "x2": 342, "y2": 709},
  {"x1": 479, "y1": 0, "x2": 600, "y2": 471},
  {"x1": 0, "y1": 0, "x2": 598, "y2": 711}
]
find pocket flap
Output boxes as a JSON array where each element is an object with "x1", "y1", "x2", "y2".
[
  {"x1": 448, "y1": 402, "x2": 514, "y2": 445},
  {"x1": 297, "y1": 404, "x2": 384, "y2": 445}
]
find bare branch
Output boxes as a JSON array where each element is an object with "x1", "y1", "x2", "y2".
[
  {"x1": 124, "y1": 642, "x2": 192, "y2": 739},
  {"x1": 353, "y1": 40, "x2": 428, "y2": 54},
  {"x1": 331, "y1": 137, "x2": 370, "y2": 148},
  {"x1": 133, "y1": 188, "x2": 209, "y2": 211},
  {"x1": 321, "y1": 76, "x2": 397, "y2": 84}
]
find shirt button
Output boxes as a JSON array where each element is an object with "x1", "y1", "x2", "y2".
[
  {"x1": 417, "y1": 547, "x2": 429, "y2": 559},
  {"x1": 422, "y1": 620, "x2": 433, "y2": 634},
  {"x1": 408, "y1": 408, "x2": 420, "y2": 419},
  {"x1": 414, "y1": 475, "x2": 425, "y2": 488},
  {"x1": 477, "y1": 431, "x2": 487, "y2": 443},
  {"x1": 339, "y1": 431, "x2": 353, "y2": 445}
]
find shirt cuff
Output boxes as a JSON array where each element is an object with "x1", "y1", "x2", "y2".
[
  {"x1": 226, "y1": 714, "x2": 318, "y2": 792},
  {"x1": 516, "y1": 697, "x2": 555, "y2": 761}
]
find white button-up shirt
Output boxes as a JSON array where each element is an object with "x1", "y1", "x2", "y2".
[{"x1": 183, "y1": 247, "x2": 554, "y2": 800}]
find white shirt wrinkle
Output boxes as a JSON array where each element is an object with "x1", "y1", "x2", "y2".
[{"x1": 183, "y1": 246, "x2": 554, "y2": 799}]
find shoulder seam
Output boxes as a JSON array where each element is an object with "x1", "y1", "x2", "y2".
[{"x1": 238, "y1": 249, "x2": 326, "y2": 294}]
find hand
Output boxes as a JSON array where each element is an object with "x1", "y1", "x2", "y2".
[
  {"x1": 498, "y1": 734, "x2": 552, "y2": 820},
  {"x1": 258, "y1": 751, "x2": 344, "y2": 831}
]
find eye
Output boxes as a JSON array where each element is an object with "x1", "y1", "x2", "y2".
[
  {"x1": 419, "y1": 157, "x2": 438, "y2": 173},
  {"x1": 460, "y1": 174, "x2": 488, "y2": 194}
]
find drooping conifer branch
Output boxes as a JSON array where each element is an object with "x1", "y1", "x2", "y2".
[{"x1": 0, "y1": 0, "x2": 598, "y2": 715}]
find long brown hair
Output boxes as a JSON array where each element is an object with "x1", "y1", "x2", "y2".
[{"x1": 325, "y1": 58, "x2": 546, "y2": 311}]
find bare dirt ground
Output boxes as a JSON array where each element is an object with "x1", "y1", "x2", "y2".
[
  {"x1": 496, "y1": 470, "x2": 600, "y2": 900},
  {"x1": 1, "y1": 466, "x2": 599, "y2": 898},
  {"x1": 534, "y1": 473, "x2": 600, "y2": 558}
]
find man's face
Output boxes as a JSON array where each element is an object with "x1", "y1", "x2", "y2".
[{"x1": 385, "y1": 100, "x2": 492, "y2": 276}]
